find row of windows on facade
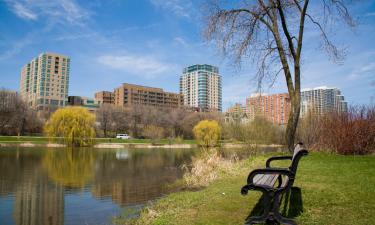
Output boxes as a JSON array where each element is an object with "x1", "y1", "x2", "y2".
[
  {"x1": 35, "y1": 99, "x2": 65, "y2": 106},
  {"x1": 25, "y1": 75, "x2": 68, "y2": 83}
]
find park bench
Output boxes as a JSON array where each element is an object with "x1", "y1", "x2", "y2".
[{"x1": 241, "y1": 143, "x2": 308, "y2": 225}]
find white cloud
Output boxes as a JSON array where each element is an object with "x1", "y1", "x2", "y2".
[
  {"x1": 150, "y1": 0, "x2": 192, "y2": 18},
  {"x1": 4, "y1": 0, "x2": 90, "y2": 25},
  {"x1": 97, "y1": 54, "x2": 176, "y2": 77},
  {"x1": 347, "y1": 62, "x2": 375, "y2": 80},
  {"x1": 173, "y1": 37, "x2": 188, "y2": 47},
  {"x1": 10, "y1": 2, "x2": 38, "y2": 20},
  {"x1": 365, "y1": 12, "x2": 375, "y2": 17},
  {"x1": 0, "y1": 33, "x2": 35, "y2": 61}
]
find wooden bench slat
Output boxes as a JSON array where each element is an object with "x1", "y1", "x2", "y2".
[
  {"x1": 258, "y1": 175, "x2": 270, "y2": 185},
  {"x1": 253, "y1": 174, "x2": 264, "y2": 184},
  {"x1": 269, "y1": 174, "x2": 279, "y2": 186},
  {"x1": 254, "y1": 174, "x2": 279, "y2": 187}
]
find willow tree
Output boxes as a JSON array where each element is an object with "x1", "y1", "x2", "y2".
[
  {"x1": 193, "y1": 120, "x2": 222, "y2": 147},
  {"x1": 204, "y1": 0, "x2": 354, "y2": 151},
  {"x1": 45, "y1": 107, "x2": 96, "y2": 147}
]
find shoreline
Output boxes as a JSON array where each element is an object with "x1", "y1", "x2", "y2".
[{"x1": 0, "y1": 142, "x2": 283, "y2": 149}]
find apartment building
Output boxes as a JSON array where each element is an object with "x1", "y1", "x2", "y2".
[
  {"x1": 0, "y1": 90, "x2": 18, "y2": 109},
  {"x1": 246, "y1": 93, "x2": 291, "y2": 125},
  {"x1": 19, "y1": 52, "x2": 70, "y2": 111},
  {"x1": 180, "y1": 64, "x2": 222, "y2": 112},
  {"x1": 300, "y1": 86, "x2": 348, "y2": 117},
  {"x1": 94, "y1": 91, "x2": 115, "y2": 105},
  {"x1": 224, "y1": 103, "x2": 249, "y2": 123},
  {"x1": 113, "y1": 83, "x2": 182, "y2": 108}
]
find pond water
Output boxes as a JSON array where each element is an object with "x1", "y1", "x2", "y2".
[{"x1": 0, "y1": 146, "x2": 282, "y2": 225}]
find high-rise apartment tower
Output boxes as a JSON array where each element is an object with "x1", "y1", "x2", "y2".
[
  {"x1": 180, "y1": 64, "x2": 222, "y2": 111},
  {"x1": 19, "y1": 52, "x2": 70, "y2": 111},
  {"x1": 300, "y1": 86, "x2": 347, "y2": 117}
]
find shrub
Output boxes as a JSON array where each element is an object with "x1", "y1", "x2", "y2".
[
  {"x1": 193, "y1": 120, "x2": 221, "y2": 147},
  {"x1": 44, "y1": 107, "x2": 96, "y2": 147},
  {"x1": 142, "y1": 125, "x2": 164, "y2": 144},
  {"x1": 222, "y1": 116, "x2": 285, "y2": 145},
  {"x1": 182, "y1": 148, "x2": 236, "y2": 188},
  {"x1": 298, "y1": 105, "x2": 375, "y2": 155}
]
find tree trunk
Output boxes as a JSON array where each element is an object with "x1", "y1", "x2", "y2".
[
  {"x1": 286, "y1": 92, "x2": 301, "y2": 152},
  {"x1": 104, "y1": 125, "x2": 107, "y2": 138}
]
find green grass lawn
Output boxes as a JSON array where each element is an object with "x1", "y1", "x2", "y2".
[
  {"x1": 0, "y1": 136, "x2": 51, "y2": 143},
  {"x1": 124, "y1": 152, "x2": 375, "y2": 225},
  {"x1": 0, "y1": 136, "x2": 196, "y2": 145}
]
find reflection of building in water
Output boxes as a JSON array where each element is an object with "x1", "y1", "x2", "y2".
[
  {"x1": 14, "y1": 182, "x2": 64, "y2": 225},
  {"x1": 92, "y1": 150, "x2": 192, "y2": 206},
  {"x1": 0, "y1": 150, "x2": 64, "y2": 225}
]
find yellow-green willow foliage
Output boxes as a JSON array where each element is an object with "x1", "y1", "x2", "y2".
[
  {"x1": 44, "y1": 107, "x2": 96, "y2": 146},
  {"x1": 43, "y1": 148, "x2": 95, "y2": 188},
  {"x1": 193, "y1": 120, "x2": 221, "y2": 147}
]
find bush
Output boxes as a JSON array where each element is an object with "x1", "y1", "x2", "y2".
[
  {"x1": 298, "y1": 105, "x2": 375, "y2": 155},
  {"x1": 44, "y1": 107, "x2": 96, "y2": 147},
  {"x1": 193, "y1": 120, "x2": 221, "y2": 147},
  {"x1": 142, "y1": 125, "x2": 164, "y2": 144},
  {"x1": 222, "y1": 116, "x2": 285, "y2": 145},
  {"x1": 182, "y1": 148, "x2": 235, "y2": 188}
]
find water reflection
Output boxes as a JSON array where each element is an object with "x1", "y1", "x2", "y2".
[
  {"x1": 0, "y1": 147, "x2": 278, "y2": 225},
  {"x1": 92, "y1": 149, "x2": 192, "y2": 206},
  {"x1": 43, "y1": 148, "x2": 95, "y2": 188},
  {"x1": 0, "y1": 149, "x2": 64, "y2": 225},
  {"x1": 0, "y1": 147, "x2": 196, "y2": 225}
]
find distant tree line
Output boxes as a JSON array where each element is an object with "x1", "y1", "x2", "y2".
[
  {"x1": 222, "y1": 116, "x2": 286, "y2": 145},
  {"x1": 0, "y1": 89, "x2": 43, "y2": 135},
  {"x1": 95, "y1": 104, "x2": 222, "y2": 139}
]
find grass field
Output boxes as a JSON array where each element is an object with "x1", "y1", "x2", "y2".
[{"x1": 121, "y1": 152, "x2": 375, "y2": 225}]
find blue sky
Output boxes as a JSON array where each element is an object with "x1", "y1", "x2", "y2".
[{"x1": 0, "y1": 0, "x2": 374, "y2": 110}]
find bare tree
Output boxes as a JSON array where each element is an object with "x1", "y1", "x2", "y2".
[
  {"x1": 96, "y1": 104, "x2": 116, "y2": 137},
  {"x1": 0, "y1": 89, "x2": 41, "y2": 135},
  {"x1": 204, "y1": 0, "x2": 354, "y2": 151}
]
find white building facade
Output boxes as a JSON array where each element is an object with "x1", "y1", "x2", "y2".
[
  {"x1": 300, "y1": 86, "x2": 348, "y2": 117},
  {"x1": 180, "y1": 64, "x2": 222, "y2": 111}
]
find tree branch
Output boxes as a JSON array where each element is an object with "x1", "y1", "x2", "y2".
[{"x1": 276, "y1": 0, "x2": 297, "y2": 60}]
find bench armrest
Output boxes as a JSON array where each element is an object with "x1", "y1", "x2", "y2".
[
  {"x1": 241, "y1": 168, "x2": 293, "y2": 195},
  {"x1": 247, "y1": 168, "x2": 293, "y2": 184},
  {"x1": 266, "y1": 156, "x2": 292, "y2": 168}
]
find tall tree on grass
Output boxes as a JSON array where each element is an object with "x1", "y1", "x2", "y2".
[
  {"x1": 45, "y1": 107, "x2": 96, "y2": 147},
  {"x1": 204, "y1": 0, "x2": 354, "y2": 151}
]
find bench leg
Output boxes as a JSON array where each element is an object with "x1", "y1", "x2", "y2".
[
  {"x1": 272, "y1": 192, "x2": 297, "y2": 225},
  {"x1": 246, "y1": 189, "x2": 298, "y2": 225},
  {"x1": 245, "y1": 192, "x2": 272, "y2": 225}
]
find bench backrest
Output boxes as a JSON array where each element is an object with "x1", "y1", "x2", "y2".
[{"x1": 289, "y1": 143, "x2": 308, "y2": 178}]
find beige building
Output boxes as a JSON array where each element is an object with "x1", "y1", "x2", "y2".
[
  {"x1": 95, "y1": 91, "x2": 115, "y2": 105},
  {"x1": 0, "y1": 89, "x2": 18, "y2": 109},
  {"x1": 19, "y1": 52, "x2": 70, "y2": 111},
  {"x1": 224, "y1": 103, "x2": 249, "y2": 123},
  {"x1": 114, "y1": 83, "x2": 182, "y2": 108}
]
